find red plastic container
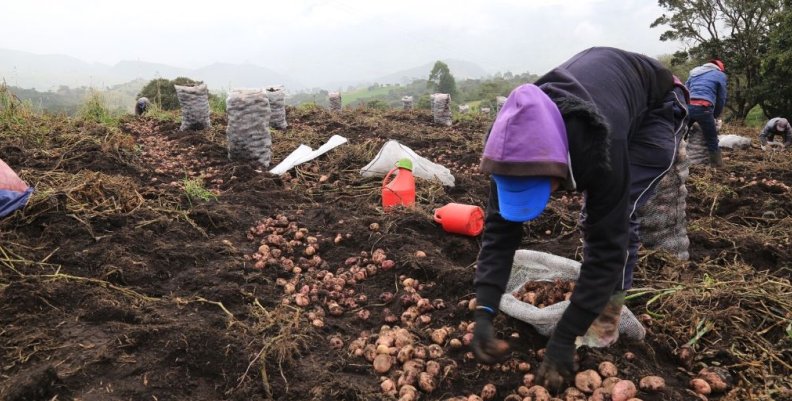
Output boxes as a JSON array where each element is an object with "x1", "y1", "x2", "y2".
[
  {"x1": 382, "y1": 159, "x2": 416, "y2": 210},
  {"x1": 433, "y1": 203, "x2": 485, "y2": 236}
]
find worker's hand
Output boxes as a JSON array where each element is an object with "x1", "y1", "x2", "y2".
[
  {"x1": 536, "y1": 343, "x2": 575, "y2": 393},
  {"x1": 471, "y1": 310, "x2": 510, "y2": 364},
  {"x1": 761, "y1": 145, "x2": 767, "y2": 151}
]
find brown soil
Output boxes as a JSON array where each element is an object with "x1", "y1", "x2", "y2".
[{"x1": 1, "y1": 107, "x2": 790, "y2": 401}]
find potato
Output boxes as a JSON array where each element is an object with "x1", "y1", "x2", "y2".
[
  {"x1": 598, "y1": 361, "x2": 618, "y2": 378},
  {"x1": 574, "y1": 369, "x2": 602, "y2": 394},
  {"x1": 413, "y1": 346, "x2": 427, "y2": 360},
  {"x1": 562, "y1": 387, "x2": 586, "y2": 401},
  {"x1": 328, "y1": 336, "x2": 344, "y2": 349},
  {"x1": 373, "y1": 354, "x2": 392, "y2": 373},
  {"x1": 467, "y1": 396, "x2": 483, "y2": 401},
  {"x1": 527, "y1": 385, "x2": 551, "y2": 401},
  {"x1": 610, "y1": 380, "x2": 637, "y2": 401},
  {"x1": 588, "y1": 388, "x2": 606, "y2": 401},
  {"x1": 398, "y1": 369, "x2": 419, "y2": 387},
  {"x1": 397, "y1": 345, "x2": 414, "y2": 363},
  {"x1": 639, "y1": 376, "x2": 665, "y2": 392},
  {"x1": 381, "y1": 378, "x2": 397, "y2": 395},
  {"x1": 602, "y1": 377, "x2": 620, "y2": 394},
  {"x1": 426, "y1": 360, "x2": 441, "y2": 376},
  {"x1": 428, "y1": 344, "x2": 444, "y2": 359},
  {"x1": 403, "y1": 359, "x2": 425, "y2": 372},
  {"x1": 503, "y1": 395, "x2": 522, "y2": 401},
  {"x1": 419, "y1": 372, "x2": 436, "y2": 393},
  {"x1": 364, "y1": 344, "x2": 377, "y2": 362},
  {"x1": 462, "y1": 332, "x2": 474, "y2": 346},
  {"x1": 517, "y1": 386, "x2": 530, "y2": 397},
  {"x1": 449, "y1": 338, "x2": 463, "y2": 349},
  {"x1": 431, "y1": 328, "x2": 450, "y2": 344},
  {"x1": 674, "y1": 345, "x2": 694, "y2": 368},
  {"x1": 623, "y1": 352, "x2": 636, "y2": 361},
  {"x1": 697, "y1": 367, "x2": 731, "y2": 393},
  {"x1": 690, "y1": 378, "x2": 711, "y2": 395},
  {"x1": 522, "y1": 373, "x2": 535, "y2": 387},
  {"x1": 481, "y1": 383, "x2": 497, "y2": 401},
  {"x1": 394, "y1": 328, "x2": 414, "y2": 347}
]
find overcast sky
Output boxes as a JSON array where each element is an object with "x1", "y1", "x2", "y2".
[{"x1": 1, "y1": 0, "x2": 682, "y2": 87}]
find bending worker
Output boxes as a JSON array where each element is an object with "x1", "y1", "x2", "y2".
[
  {"x1": 686, "y1": 59, "x2": 728, "y2": 166},
  {"x1": 470, "y1": 47, "x2": 688, "y2": 391},
  {"x1": 759, "y1": 117, "x2": 791, "y2": 150}
]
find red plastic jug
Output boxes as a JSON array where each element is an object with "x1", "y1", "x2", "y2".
[
  {"x1": 382, "y1": 158, "x2": 416, "y2": 210},
  {"x1": 433, "y1": 203, "x2": 485, "y2": 236}
]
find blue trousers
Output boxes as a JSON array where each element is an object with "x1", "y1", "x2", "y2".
[{"x1": 687, "y1": 104, "x2": 719, "y2": 152}]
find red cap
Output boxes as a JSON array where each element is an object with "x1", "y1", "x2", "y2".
[{"x1": 710, "y1": 59, "x2": 725, "y2": 72}]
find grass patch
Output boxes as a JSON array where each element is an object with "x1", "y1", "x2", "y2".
[
  {"x1": 183, "y1": 177, "x2": 217, "y2": 204},
  {"x1": 78, "y1": 91, "x2": 120, "y2": 127}
]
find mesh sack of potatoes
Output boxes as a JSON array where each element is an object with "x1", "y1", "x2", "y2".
[
  {"x1": 329, "y1": 92, "x2": 342, "y2": 112},
  {"x1": 226, "y1": 89, "x2": 272, "y2": 167},
  {"x1": 637, "y1": 140, "x2": 690, "y2": 260},
  {"x1": 686, "y1": 123, "x2": 709, "y2": 165},
  {"x1": 175, "y1": 83, "x2": 211, "y2": 131},
  {"x1": 402, "y1": 96, "x2": 414, "y2": 110},
  {"x1": 499, "y1": 250, "x2": 645, "y2": 340},
  {"x1": 431, "y1": 93, "x2": 452, "y2": 126},
  {"x1": 265, "y1": 86, "x2": 288, "y2": 130}
]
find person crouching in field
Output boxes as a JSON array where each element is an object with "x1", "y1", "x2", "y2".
[
  {"x1": 135, "y1": 97, "x2": 150, "y2": 116},
  {"x1": 759, "y1": 117, "x2": 791, "y2": 150},
  {"x1": 686, "y1": 59, "x2": 727, "y2": 166},
  {"x1": 469, "y1": 47, "x2": 689, "y2": 391}
]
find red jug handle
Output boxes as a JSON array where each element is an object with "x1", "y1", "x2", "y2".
[
  {"x1": 382, "y1": 167, "x2": 399, "y2": 187},
  {"x1": 433, "y1": 208, "x2": 442, "y2": 223}
]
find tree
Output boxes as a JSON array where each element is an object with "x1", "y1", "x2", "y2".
[
  {"x1": 759, "y1": 2, "x2": 792, "y2": 118},
  {"x1": 651, "y1": 0, "x2": 779, "y2": 120},
  {"x1": 427, "y1": 61, "x2": 458, "y2": 98},
  {"x1": 137, "y1": 77, "x2": 202, "y2": 110}
]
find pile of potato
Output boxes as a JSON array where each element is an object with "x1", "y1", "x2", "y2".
[{"x1": 512, "y1": 279, "x2": 575, "y2": 307}]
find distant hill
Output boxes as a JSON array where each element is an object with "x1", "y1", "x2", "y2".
[
  {"x1": 374, "y1": 59, "x2": 490, "y2": 85},
  {"x1": 0, "y1": 48, "x2": 303, "y2": 91}
]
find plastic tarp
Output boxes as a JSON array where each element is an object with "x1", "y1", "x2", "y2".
[
  {"x1": 718, "y1": 134, "x2": 752, "y2": 149},
  {"x1": 269, "y1": 135, "x2": 348, "y2": 175},
  {"x1": 360, "y1": 140, "x2": 455, "y2": 187},
  {"x1": 0, "y1": 159, "x2": 32, "y2": 218}
]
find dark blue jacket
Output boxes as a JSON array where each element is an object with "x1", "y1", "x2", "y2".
[{"x1": 686, "y1": 63, "x2": 727, "y2": 118}]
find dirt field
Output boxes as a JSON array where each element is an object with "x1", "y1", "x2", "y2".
[{"x1": 1, "y1": 106, "x2": 790, "y2": 401}]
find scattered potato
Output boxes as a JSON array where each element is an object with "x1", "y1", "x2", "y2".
[
  {"x1": 481, "y1": 383, "x2": 497, "y2": 400},
  {"x1": 639, "y1": 376, "x2": 665, "y2": 392},
  {"x1": 598, "y1": 361, "x2": 618, "y2": 378},
  {"x1": 562, "y1": 387, "x2": 586, "y2": 401},
  {"x1": 373, "y1": 354, "x2": 392, "y2": 374},
  {"x1": 418, "y1": 372, "x2": 436, "y2": 393},
  {"x1": 697, "y1": 367, "x2": 731, "y2": 393},
  {"x1": 527, "y1": 385, "x2": 551, "y2": 401},
  {"x1": 574, "y1": 369, "x2": 602, "y2": 394},
  {"x1": 611, "y1": 380, "x2": 637, "y2": 401},
  {"x1": 690, "y1": 378, "x2": 711, "y2": 395}
]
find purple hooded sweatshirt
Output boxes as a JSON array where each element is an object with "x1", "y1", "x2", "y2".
[{"x1": 481, "y1": 84, "x2": 569, "y2": 179}]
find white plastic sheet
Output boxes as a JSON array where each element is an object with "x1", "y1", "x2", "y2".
[
  {"x1": 269, "y1": 135, "x2": 348, "y2": 175},
  {"x1": 360, "y1": 140, "x2": 455, "y2": 187},
  {"x1": 718, "y1": 134, "x2": 752, "y2": 149}
]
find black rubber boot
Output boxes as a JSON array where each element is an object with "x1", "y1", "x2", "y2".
[{"x1": 709, "y1": 150, "x2": 724, "y2": 167}]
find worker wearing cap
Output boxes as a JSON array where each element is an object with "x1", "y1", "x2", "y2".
[
  {"x1": 135, "y1": 97, "x2": 150, "y2": 116},
  {"x1": 686, "y1": 59, "x2": 728, "y2": 166},
  {"x1": 759, "y1": 117, "x2": 792, "y2": 150},
  {"x1": 470, "y1": 47, "x2": 689, "y2": 391}
]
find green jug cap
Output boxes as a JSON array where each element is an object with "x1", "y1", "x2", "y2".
[{"x1": 396, "y1": 158, "x2": 413, "y2": 171}]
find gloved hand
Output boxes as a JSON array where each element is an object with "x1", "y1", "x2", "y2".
[
  {"x1": 471, "y1": 310, "x2": 510, "y2": 364},
  {"x1": 761, "y1": 145, "x2": 767, "y2": 151},
  {"x1": 575, "y1": 291, "x2": 627, "y2": 348},
  {"x1": 537, "y1": 332, "x2": 575, "y2": 392}
]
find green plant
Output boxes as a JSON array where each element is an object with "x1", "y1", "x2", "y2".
[
  {"x1": 209, "y1": 92, "x2": 227, "y2": 114},
  {"x1": 183, "y1": 177, "x2": 217, "y2": 205},
  {"x1": 78, "y1": 91, "x2": 120, "y2": 126},
  {"x1": 138, "y1": 77, "x2": 202, "y2": 111},
  {"x1": 0, "y1": 82, "x2": 34, "y2": 124}
]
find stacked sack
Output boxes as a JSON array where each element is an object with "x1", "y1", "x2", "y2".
[
  {"x1": 226, "y1": 89, "x2": 272, "y2": 167},
  {"x1": 686, "y1": 123, "x2": 709, "y2": 165},
  {"x1": 637, "y1": 140, "x2": 690, "y2": 260},
  {"x1": 431, "y1": 93, "x2": 452, "y2": 126},
  {"x1": 402, "y1": 96, "x2": 413, "y2": 110},
  {"x1": 496, "y1": 96, "x2": 507, "y2": 113},
  {"x1": 458, "y1": 104, "x2": 470, "y2": 113},
  {"x1": 175, "y1": 84, "x2": 211, "y2": 131},
  {"x1": 481, "y1": 107, "x2": 491, "y2": 115},
  {"x1": 329, "y1": 92, "x2": 342, "y2": 112},
  {"x1": 265, "y1": 86, "x2": 288, "y2": 130}
]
